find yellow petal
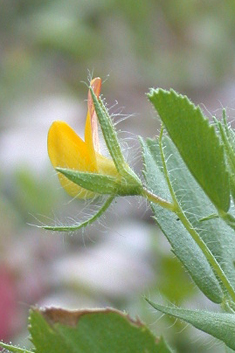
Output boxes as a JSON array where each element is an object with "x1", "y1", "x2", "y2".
[
  {"x1": 96, "y1": 153, "x2": 120, "y2": 177},
  {"x1": 48, "y1": 121, "x2": 97, "y2": 198}
]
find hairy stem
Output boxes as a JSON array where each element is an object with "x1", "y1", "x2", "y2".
[{"x1": 142, "y1": 187, "x2": 175, "y2": 211}]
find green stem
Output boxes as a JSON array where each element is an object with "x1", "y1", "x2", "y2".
[
  {"x1": 219, "y1": 210, "x2": 235, "y2": 232},
  {"x1": 142, "y1": 187, "x2": 175, "y2": 211}
]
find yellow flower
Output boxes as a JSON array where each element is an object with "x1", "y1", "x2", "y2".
[{"x1": 47, "y1": 77, "x2": 119, "y2": 199}]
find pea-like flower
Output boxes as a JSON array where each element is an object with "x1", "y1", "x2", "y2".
[
  {"x1": 47, "y1": 78, "x2": 121, "y2": 199},
  {"x1": 48, "y1": 77, "x2": 142, "y2": 200}
]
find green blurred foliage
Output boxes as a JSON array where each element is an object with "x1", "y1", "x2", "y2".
[
  {"x1": 12, "y1": 169, "x2": 59, "y2": 222},
  {"x1": 159, "y1": 255, "x2": 195, "y2": 304},
  {"x1": 1, "y1": 0, "x2": 235, "y2": 110}
]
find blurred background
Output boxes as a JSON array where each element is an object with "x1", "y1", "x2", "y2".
[{"x1": 1, "y1": 1, "x2": 235, "y2": 352}]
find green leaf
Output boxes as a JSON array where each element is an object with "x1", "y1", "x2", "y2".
[
  {"x1": 0, "y1": 342, "x2": 32, "y2": 353},
  {"x1": 146, "y1": 299, "x2": 235, "y2": 351},
  {"x1": 148, "y1": 88, "x2": 230, "y2": 212},
  {"x1": 141, "y1": 137, "x2": 224, "y2": 303},
  {"x1": 217, "y1": 116, "x2": 235, "y2": 205},
  {"x1": 157, "y1": 136, "x2": 235, "y2": 289},
  {"x1": 29, "y1": 307, "x2": 173, "y2": 353}
]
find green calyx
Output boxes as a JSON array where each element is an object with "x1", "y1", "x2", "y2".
[{"x1": 56, "y1": 167, "x2": 143, "y2": 197}]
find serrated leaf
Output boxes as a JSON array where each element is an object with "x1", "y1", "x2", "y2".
[
  {"x1": 156, "y1": 136, "x2": 235, "y2": 289},
  {"x1": 146, "y1": 299, "x2": 235, "y2": 351},
  {"x1": 29, "y1": 307, "x2": 173, "y2": 353},
  {"x1": 148, "y1": 88, "x2": 230, "y2": 212},
  {"x1": 141, "y1": 137, "x2": 224, "y2": 303},
  {"x1": 217, "y1": 118, "x2": 235, "y2": 205}
]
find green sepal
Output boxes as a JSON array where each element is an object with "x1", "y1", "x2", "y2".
[
  {"x1": 56, "y1": 167, "x2": 142, "y2": 196},
  {"x1": 0, "y1": 342, "x2": 32, "y2": 353},
  {"x1": 89, "y1": 85, "x2": 126, "y2": 174},
  {"x1": 89, "y1": 85, "x2": 142, "y2": 190},
  {"x1": 148, "y1": 88, "x2": 230, "y2": 212},
  {"x1": 57, "y1": 167, "x2": 119, "y2": 195},
  {"x1": 39, "y1": 196, "x2": 114, "y2": 232},
  {"x1": 146, "y1": 298, "x2": 235, "y2": 350},
  {"x1": 199, "y1": 213, "x2": 219, "y2": 222}
]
